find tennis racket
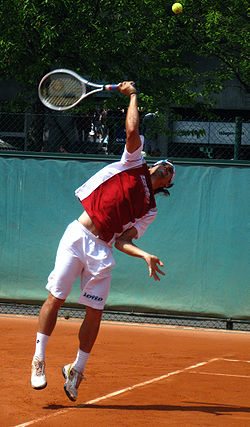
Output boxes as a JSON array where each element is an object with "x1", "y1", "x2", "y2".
[{"x1": 38, "y1": 69, "x2": 120, "y2": 111}]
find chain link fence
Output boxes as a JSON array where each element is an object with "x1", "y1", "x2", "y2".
[
  {"x1": 0, "y1": 111, "x2": 249, "y2": 160},
  {"x1": 1, "y1": 302, "x2": 250, "y2": 331}
]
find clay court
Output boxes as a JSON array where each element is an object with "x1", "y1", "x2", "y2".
[{"x1": 1, "y1": 315, "x2": 250, "y2": 427}]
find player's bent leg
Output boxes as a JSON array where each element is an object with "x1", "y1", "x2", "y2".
[
  {"x1": 38, "y1": 293, "x2": 65, "y2": 336},
  {"x1": 31, "y1": 293, "x2": 65, "y2": 390},
  {"x1": 78, "y1": 306, "x2": 103, "y2": 353},
  {"x1": 63, "y1": 306, "x2": 103, "y2": 401}
]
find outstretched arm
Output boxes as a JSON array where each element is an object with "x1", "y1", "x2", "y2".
[
  {"x1": 118, "y1": 81, "x2": 141, "y2": 153},
  {"x1": 115, "y1": 227, "x2": 165, "y2": 281}
]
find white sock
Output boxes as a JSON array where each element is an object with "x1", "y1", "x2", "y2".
[
  {"x1": 33, "y1": 332, "x2": 50, "y2": 361},
  {"x1": 73, "y1": 349, "x2": 90, "y2": 374}
]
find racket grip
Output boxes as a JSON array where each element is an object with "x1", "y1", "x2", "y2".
[{"x1": 105, "y1": 84, "x2": 119, "y2": 91}]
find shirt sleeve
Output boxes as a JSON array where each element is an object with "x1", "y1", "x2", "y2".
[
  {"x1": 120, "y1": 135, "x2": 145, "y2": 165},
  {"x1": 133, "y1": 207, "x2": 157, "y2": 239}
]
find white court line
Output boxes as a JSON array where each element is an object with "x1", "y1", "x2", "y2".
[
  {"x1": 13, "y1": 358, "x2": 219, "y2": 427},
  {"x1": 189, "y1": 371, "x2": 250, "y2": 379},
  {"x1": 220, "y1": 358, "x2": 250, "y2": 363},
  {"x1": 188, "y1": 359, "x2": 250, "y2": 379}
]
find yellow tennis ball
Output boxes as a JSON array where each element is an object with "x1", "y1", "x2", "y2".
[{"x1": 172, "y1": 3, "x2": 183, "y2": 14}]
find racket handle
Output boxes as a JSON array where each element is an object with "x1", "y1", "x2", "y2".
[
  {"x1": 104, "y1": 83, "x2": 135, "y2": 92},
  {"x1": 104, "y1": 84, "x2": 119, "y2": 91}
]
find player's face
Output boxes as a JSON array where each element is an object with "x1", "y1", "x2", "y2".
[{"x1": 149, "y1": 163, "x2": 173, "y2": 189}]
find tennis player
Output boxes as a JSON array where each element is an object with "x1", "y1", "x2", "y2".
[{"x1": 31, "y1": 81, "x2": 175, "y2": 401}]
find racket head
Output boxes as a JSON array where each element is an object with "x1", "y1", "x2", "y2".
[{"x1": 38, "y1": 69, "x2": 87, "y2": 111}]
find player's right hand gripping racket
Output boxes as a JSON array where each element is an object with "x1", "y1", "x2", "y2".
[{"x1": 38, "y1": 69, "x2": 119, "y2": 111}]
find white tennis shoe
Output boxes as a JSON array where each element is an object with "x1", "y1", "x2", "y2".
[
  {"x1": 31, "y1": 357, "x2": 47, "y2": 389},
  {"x1": 62, "y1": 363, "x2": 85, "y2": 401}
]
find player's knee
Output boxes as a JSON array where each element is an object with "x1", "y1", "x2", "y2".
[{"x1": 47, "y1": 292, "x2": 65, "y2": 309}]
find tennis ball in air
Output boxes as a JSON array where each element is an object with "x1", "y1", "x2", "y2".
[{"x1": 172, "y1": 3, "x2": 183, "y2": 14}]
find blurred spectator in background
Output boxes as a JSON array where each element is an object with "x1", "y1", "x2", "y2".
[
  {"x1": 142, "y1": 112, "x2": 160, "y2": 156},
  {"x1": 42, "y1": 112, "x2": 80, "y2": 153},
  {"x1": 76, "y1": 113, "x2": 92, "y2": 147}
]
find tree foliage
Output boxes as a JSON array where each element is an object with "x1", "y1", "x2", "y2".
[{"x1": 0, "y1": 0, "x2": 249, "y2": 112}]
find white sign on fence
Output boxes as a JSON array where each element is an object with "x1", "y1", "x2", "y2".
[{"x1": 173, "y1": 121, "x2": 250, "y2": 145}]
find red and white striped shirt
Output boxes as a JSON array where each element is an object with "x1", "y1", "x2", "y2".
[{"x1": 75, "y1": 140, "x2": 157, "y2": 245}]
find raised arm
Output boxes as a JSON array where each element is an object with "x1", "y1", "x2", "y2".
[{"x1": 118, "y1": 81, "x2": 141, "y2": 153}]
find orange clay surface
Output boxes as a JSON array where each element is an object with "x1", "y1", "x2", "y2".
[{"x1": 1, "y1": 315, "x2": 250, "y2": 427}]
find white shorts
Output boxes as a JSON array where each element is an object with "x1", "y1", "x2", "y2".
[{"x1": 46, "y1": 220, "x2": 116, "y2": 309}]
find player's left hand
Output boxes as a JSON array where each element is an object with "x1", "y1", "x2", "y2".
[{"x1": 144, "y1": 254, "x2": 165, "y2": 281}]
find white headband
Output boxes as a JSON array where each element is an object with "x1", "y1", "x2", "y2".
[{"x1": 153, "y1": 159, "x2": 175, "y2": 183}]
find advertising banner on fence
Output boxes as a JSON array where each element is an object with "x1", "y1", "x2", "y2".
[{"x1": 173, "y1": 121, "x2": 250, "y2": 145}]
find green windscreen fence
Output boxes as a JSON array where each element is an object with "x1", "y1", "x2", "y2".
[{"x1": 0, "y1": 156, "x2": 249, "y2": 319}]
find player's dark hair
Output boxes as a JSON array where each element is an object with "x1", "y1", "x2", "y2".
[{"x1": 154, "y1": 183, "x2": 174, "y2": 197}]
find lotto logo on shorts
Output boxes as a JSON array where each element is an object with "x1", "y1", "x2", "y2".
[{"x1": 83, "y1": 292, "x2": 103, "y2": 302}]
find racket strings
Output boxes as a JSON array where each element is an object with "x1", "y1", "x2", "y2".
[{"x1": 40, "y1": 73, "x2": 85, "y2": 108}]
